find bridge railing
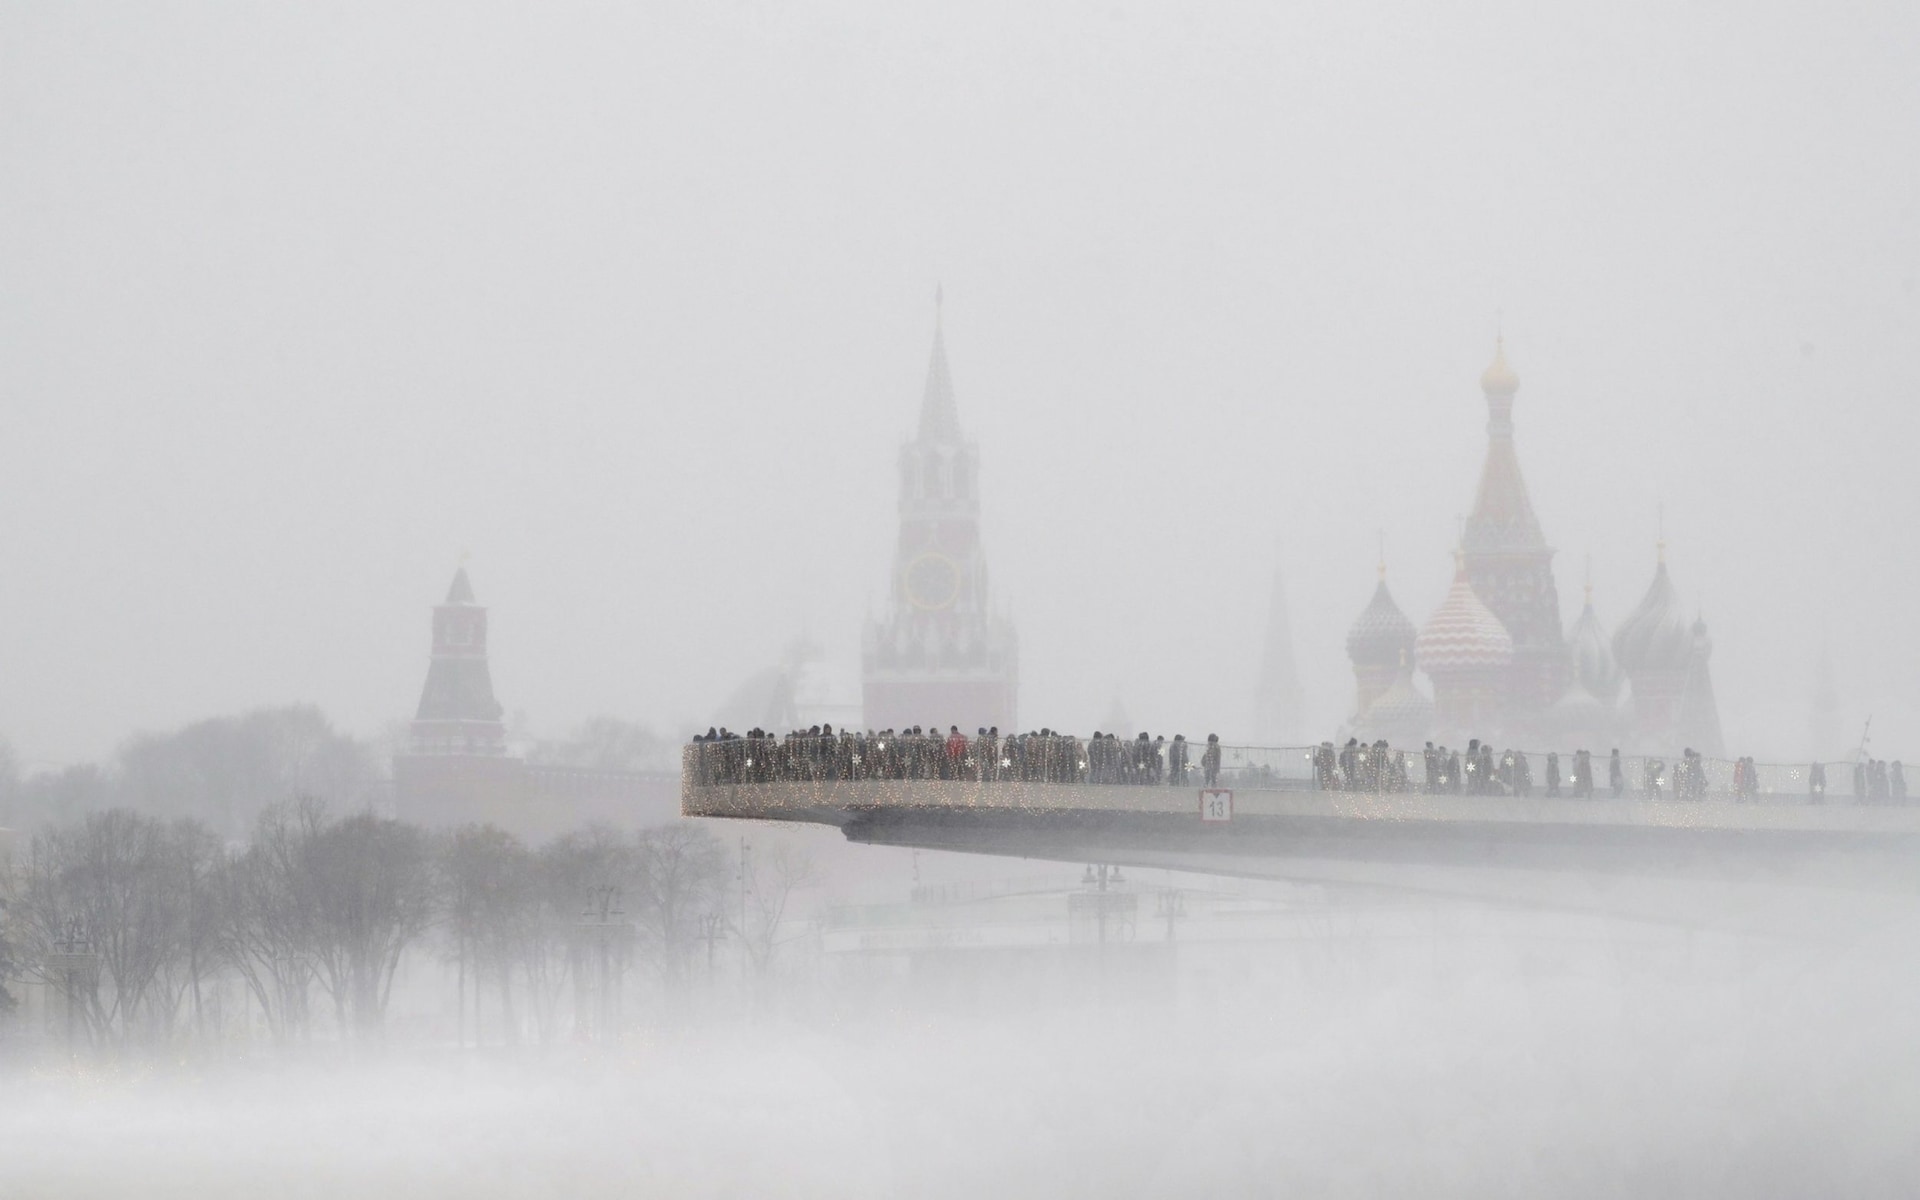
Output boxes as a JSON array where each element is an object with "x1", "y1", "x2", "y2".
[{"x1": 681, "y1": 735, "x2": 1908, "y2": 805}]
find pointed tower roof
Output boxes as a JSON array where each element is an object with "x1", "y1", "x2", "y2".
[
  {"x1": 1417, "y1": 555, "x2": 1514, "y2": 673},
  {"x1": 1256, "y1": 549, "x2": 1305, "y2": 741},
  {"x1": 411, "y1": 564, "x2": 507, "y2": 748},
  {"x1": 446, "y1": 565, "x2": 476, "y2": 605},
  {"x1": 917, "y1": 286, "x2": 962, "y2": 444},
  {"x1": 1462, "y1": 336, "x2": 1549, "y2": 557}
]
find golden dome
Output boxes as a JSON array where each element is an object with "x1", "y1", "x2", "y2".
[{"x1": 1480, "y1": 336, "x2": 1519, "y2": 396}]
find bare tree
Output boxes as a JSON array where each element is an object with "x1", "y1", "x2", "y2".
[
  {"x1": 216, "y1": 801, "x2": 325, "y2": 1044},
  {"x1": 742, "y1": 843, "x2": 817, "y2": 980},
  {"x1": 632, "y1": 824, "x2": 726, "y2": 999},
  {"x1": 0, "y1": 890, "x2": 19, "y2": 1018},
  {"x1": 17, "y1": 810, "x2": 205, "y2": 1049},
  {"x1": 117, "y1": 706, "x2": 380, "y2": 839},
  {"x1": 437, "y1": 824, "x2": 535, "y2": 1046},
  {"x1": 149, "y1": 819, "x2": 226, "y2": 1042},
  {"x1": 305, "y1": 810, "x2": 435, "y2": 1038},
  {"x1": 533, "y1": 826, "x2": 635, "y2": 1044},
  {"x1": 528, "y1": 718, "x2": 676, "y2": 773}
]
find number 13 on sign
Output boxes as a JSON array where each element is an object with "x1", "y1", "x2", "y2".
[{"x1": 1199, "y1": 789, "x2": 1232, "y2": 822}]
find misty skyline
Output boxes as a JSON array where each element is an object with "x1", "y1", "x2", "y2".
[{"x1": 4, "y1": 2, "x2": 1916, "y2": 766}]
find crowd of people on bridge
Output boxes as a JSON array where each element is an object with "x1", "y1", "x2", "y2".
[
  {"x1": 1814, "y1": 757, "x2": 1909, "y2": 804},
  {"x1": 689, "y1": 725, "x2": 1225, "y2": 787},
  {"x1": 687, "y1": 726, "x2": 1907, "y2": 805}
]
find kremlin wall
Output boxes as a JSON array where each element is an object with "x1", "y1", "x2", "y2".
[{"x1": 394, "y1": 311, "x2": 1729, "y2": 833}]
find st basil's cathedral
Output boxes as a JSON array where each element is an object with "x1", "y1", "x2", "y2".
[{"x1": 1346, "y1": 341, "x2": 1726, "y2": 757}]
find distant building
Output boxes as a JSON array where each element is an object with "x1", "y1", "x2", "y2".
[
  {"x1": 1346, "y1": 341, "x2": 1727, "y2": 755},
  {"x1": 713, "y1": 636, "x2": 863, "y2": 734},
  {"x1": 393, "y1": 567, "x2": 677, "y2": 837},
  {"x1": 1461, "y1": 339, "x2": 1568, "y2": 721},
  {"x1": 862, "y1": 294, "x2": 1018, "y2": 734},
  {"x1": 1254, "y1": 551, "x2": 1306, "y2": 745},
  {"x1": 1614, "y1": 549, "x2": 1725, "y2": 757},
  {"x1": 406, "y1": 567, "x2": 508, "y2": 757}
]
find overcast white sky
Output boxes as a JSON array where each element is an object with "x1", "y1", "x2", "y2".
[{"x1": 3, "y1": 0, "x2": 1916, "y2": 766}]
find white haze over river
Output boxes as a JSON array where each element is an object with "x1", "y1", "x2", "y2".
[
  {"x1": 6, "y1": 844, "x2": 1917, "y2": 1199},
  {"x1": 6, "y1": 2, "x2": 1920, "y2": 1196}
]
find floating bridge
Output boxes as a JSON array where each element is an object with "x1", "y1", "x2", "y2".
[{"x1": 682, "y1": 739, "x2": 1920, "y2": 931}]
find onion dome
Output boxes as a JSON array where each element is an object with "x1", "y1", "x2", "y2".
[
  {"x1": 1359, "y1": 658, "x2": 1435, "y2": 745},
  {"x1": 1417, "y1": 556, "x2": 1514, "y2": 673},
  {"x1": 1346, "y1": 569, "x2": 1417, "y2": 669},
  {"x1": 1567, "y1": 584, "x2": 1624, "y2": 704},
  {"x1": 1548, "y1": 679, "x2": 1612, "y2": 739},
  {"x1": 1480, "y1": 336, "x2": 1519, "y2": 396},
  {"x1": 1612, "y1": 548, "x2": 1693, "y2": 676}
]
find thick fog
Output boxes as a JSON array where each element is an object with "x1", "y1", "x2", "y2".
[
  {"x1": 5, "y1": 3, "x2": 1920, "y2": 1197},
  {"x1": 3, "y1": 2, "x2": 1917, "y2": 763},
  {"x1": 4, "y1": 825, "x2": 1919, "y2": 1198}
]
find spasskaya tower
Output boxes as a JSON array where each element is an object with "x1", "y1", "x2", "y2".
[{"x1": 861, "y1": 291, "x2": 1019, "y2": 733}]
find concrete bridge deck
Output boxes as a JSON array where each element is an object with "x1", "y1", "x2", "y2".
[{"x1": 682, "y1": 773, "x2": 1920, "y2": 931}]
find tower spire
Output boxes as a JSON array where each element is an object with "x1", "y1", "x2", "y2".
[
  {"x1": 918, "y1": 286, "x2": 961, "y2": 443},
  {"x1": 868, "y1": 295, "x2": 1016, "y2": 733}
]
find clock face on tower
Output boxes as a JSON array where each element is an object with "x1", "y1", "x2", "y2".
[{"x1": 904, "y1": 552, "x2": 962, "y2": 611}]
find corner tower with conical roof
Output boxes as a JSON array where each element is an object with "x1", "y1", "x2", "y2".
[
  {"x1": 862, "y1": 292, "x2": 1018, "y2": 732},
  {"x1": 1460, "y1": 338, "x2": 1567, "y2": 731},
  {"x1": 394, "y1": 564, "x2": 533, "y2": 836},
  {"x1": 409, "y1": 565, "x2": 507, "y2": 755}
]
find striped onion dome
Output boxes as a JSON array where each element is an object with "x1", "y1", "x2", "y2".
[
  {"x1": 1417, "y1": 558, "x2": 1514, "y2": 673},
  {"x1": 1346, "y1": 573, "x2": 1417, "y2": 669}
]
